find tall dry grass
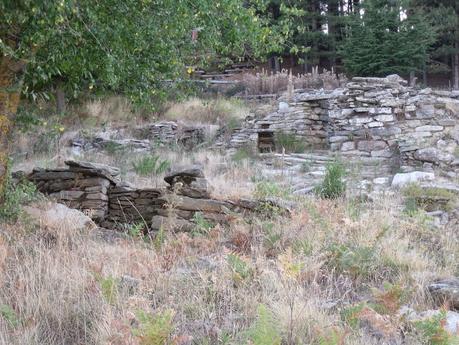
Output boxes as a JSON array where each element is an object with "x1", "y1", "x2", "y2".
[{"x1": 0, "y1": 185, "x2": 457, "y2": 344}]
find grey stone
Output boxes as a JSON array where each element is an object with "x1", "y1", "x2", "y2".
[
  {"x1": 391, "y1": 171, "x2": 435, "y2": 188},
  {"x1": 164, "y1": 165, "x2": 204, "y2": 185},
  {"x1": 414, "y1": 148, "x2": 454, "y2": 164},
  {"x1": 428, "y1": 278, "x2": 459, "y2": 309}
]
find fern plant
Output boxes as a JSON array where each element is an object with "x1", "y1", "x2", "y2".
[
  {"x1": 132, "y1": 155, "x2": 171, "y2": 176},
  {"x1": 246, "y1": 304, "x2": 281, "y2": 345},
  {"x1": 134, "y1": 310, "x2": 174, "y2": 345}
]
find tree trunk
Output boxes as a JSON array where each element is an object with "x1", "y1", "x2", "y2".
[
  {"x1": 56, "y1": 80, "x2": 66, "y2": 114},
  {"x1": 0, "y1": 52, "x2": 25, "y2": 203},
  {"x1": 453, "y1": 44, "x2": 459, "y2": 90}
]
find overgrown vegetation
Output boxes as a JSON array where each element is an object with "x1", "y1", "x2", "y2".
[
  {"x1": 275, "y1": 132, "x2": 307, "y2": 153},
  {"x1": 316, "y1": 160, "x2": 346, "y2": 199},
  {"x1": 0, "y1": 174, "x2": 37, "y2": 222},
  {"x1": 132, "y1": 155, "x2": 171, "y2": 177}
]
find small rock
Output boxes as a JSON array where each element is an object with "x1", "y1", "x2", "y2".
[{"x1": 428, "y1": 278, "x2": 459, "y2": 310}]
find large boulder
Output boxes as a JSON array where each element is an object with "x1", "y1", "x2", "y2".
[{"x1": 23, "y1": 201, "x2": 96, "y2": 232}]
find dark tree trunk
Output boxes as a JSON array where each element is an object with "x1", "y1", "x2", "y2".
[
  {"x1": 0, "y1": 46, "x2": 26, "y2": 203},
  {"x1": 454, "y1": 44, "x2": 459, "y2": 90},
  {"x1": 56, "y1": 80, "x2": 66, "y2": 114}
]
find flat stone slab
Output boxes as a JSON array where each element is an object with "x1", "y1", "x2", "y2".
[
  {"x1": 428, "y1": 278, "x2": 459, "y2": 309},
  {"x1": 65, "y1": 160, "x2": 120, "y2": 183},
  {"x1": 164, "y1": 165, "x2": 205, "y2": 185}
]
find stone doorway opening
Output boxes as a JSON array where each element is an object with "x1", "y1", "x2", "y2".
[{"x1": 258, "y1": 124, "x2": 275, "y2": 152}]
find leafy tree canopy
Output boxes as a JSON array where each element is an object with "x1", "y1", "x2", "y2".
[{"x1": 0, "y1": 0, "x2": 280, "y2": 106}]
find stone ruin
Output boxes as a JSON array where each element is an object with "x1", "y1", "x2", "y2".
[
  {"x1": 27, "y1": 160, "x2": 288, "y2": 231},
  {"x1": 71, "y1": 121, "x2": 205, "y2": 154},
  {"x1": 223, "y1": 75, "x2": 459, "y2": 177}
]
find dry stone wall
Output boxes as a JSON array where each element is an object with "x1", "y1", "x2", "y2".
[
  {"x1": 226, "y1": 75, "x2": 459, "y2": 176},
  {"x1": 27, "y1": 161, "x2": 288, "y2": 232}
]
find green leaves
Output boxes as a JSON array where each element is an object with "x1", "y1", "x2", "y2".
[{"x1": 1, "y1": 0, "x2": 277, "y2": 108}]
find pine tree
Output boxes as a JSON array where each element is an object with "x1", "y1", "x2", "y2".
[{"x1": 340, "y1": 0, "x2": 436, "y2": 77}]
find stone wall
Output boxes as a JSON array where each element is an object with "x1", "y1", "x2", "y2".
[
  {"x1": 225, "y1": 75, "x2": 459, "y2": 175},
  {"x1": 27, "y1": 161, "x2": 287, "y2": 232}
]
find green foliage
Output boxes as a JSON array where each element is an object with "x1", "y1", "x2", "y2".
[
  {"x1": 134, "y1": 310, "x2": 174, "y2": 345},
  {"x1": 227, "y1": 253, "x2": 253, "y2": 282},
  {"x1": 341, "y1": 302, "x2": 366, "y2": 329},
  {"x1": 127, "y1": 222, "x2": 144, "y2": 238},
  {"x1": 1, "y1": 0, "x2": 278, "y2": 108},
  {"x1": 0, "y1": 174, "x2": 38, "y2": 222},
  {"x1": 415, "y1": 309, "x2": 459, "y2": 345},
  {"x1": 0, "y1": 304, "x2": 20, "y2": 328},
  {"x1": 275, "y1": 132, "x2": 306, "y2": 153},
  {"x1": 246, "y1": 304, "x2": 281, "y2": 345},
  {"x1": 191, "y1": 212, "x2": 214, "y2": 237},
  {"x1": 316, "y1": 160, "x2": 346, "y2": 199},
  {"x1": 253, "y1": 179, "x2": 291, "y2": 200},
  {"x1": 340, "y1": 0, "x2": 436, "y2": 76},
  {"x1": 327, "y1": 243, "x2": 377, "y2": 279},
  {"x1": 262, "y1": 222, "x2": 282, "y2": 252},
  {"x1": 97, "y1": 275, "x2": 119, "y2": 305},
  {"x1": 232, "y1": 146, "x2": 257, "y2": 164},
  {"x1": 402, "y1": 183, "x2": 457, "y2": 212},
  {"x1": 132, "y1": 155, "x2": 170, "y2": 176}
]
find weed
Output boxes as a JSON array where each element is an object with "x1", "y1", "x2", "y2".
[
  {"x1": 127, "y1": 222, "x2": 144, "y2": 238},
  {"x1": 134, "y1": 310, "x2": 174, "y2": 345},
  {"x1": 0, "y1": 173, "x2": 38, "y2": 222},
  {"x1": 415, "y1": 309, "x2": 459, "y2": 345},
  {"x1": 327, "y1": 243, "x2": 376, "y2": 280},
  {"x1": 402, "y1": 183, "x2": 457, "y2": 212},
  {"x1": 246, "y1": 304, "x2": 281, "y2": 345},
  {"x1": 275, "y1": 131, "x2": 307, "y2": 153},
  {"x1": 191, "y1": 212, "x2": 214, "y2": 237},
  {"x1": 227, "y1": 253, "x2": 253, "y2": 283},
  {"x1": 253, "y1": 179, "x2": 291, "y2": 200},
  {"x1": 316, "y1": 160, "x2": 346, "y2": 199},
  {"x1": 232, "y1": 146, "x2": 257, "y2": 163},
  {"x1": 96, "y1": 275, "x2": 119, "y2": 305},
  {"x1": 341, "y1": 302, "x2": 366, "y2": 329},
  {"x1": 292, "y1": 239, "x2": 313, "y2": 256},
  {"x1": 371, "y1": 282, "x2": 407, "y2": 315},
  {"x1": 154, "y1": 225, "x2": 167, "y2": 250},
  {"x1": 132, "y1": 155, "x2": 171, "y2": 176},
  {"x1": 0, "y1": 304, "x2": 20, "y2": 328}
]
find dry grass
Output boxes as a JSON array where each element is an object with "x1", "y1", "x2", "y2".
[
  {"x1": 163, "y1": 97, "x2": 250, "y2": 127},
  {"x1": 238, "y1": 69, "x2": 348, "y2": 95},
  {"x1": 1, "y1": 180, "x2": 457, "y2": 344}
]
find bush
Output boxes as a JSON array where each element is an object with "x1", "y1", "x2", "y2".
[
  {"x1": 132, "y1": 155, "x2": 171, "y2": 176},
  {"x1": 316, "y1": 160, "x2": 346, "y2": 199},
  {"x1": 414, "y1": 309, "x2": 459, "y2": 345},
  {"x1": 0, "y1": 174, "x2": 38, "y2": 222}
]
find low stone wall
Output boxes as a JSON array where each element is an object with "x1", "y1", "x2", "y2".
[
  {"x1": 28, "y1": 161, "x2": 119, "y2": 221},
  {"x1": 27, "y1": 161, "x2": 287, "y2": 232}
]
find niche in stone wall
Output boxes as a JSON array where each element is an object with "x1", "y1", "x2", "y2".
[{"x1": 257, "y1": 124, "x2": 275, "y2": 152}]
